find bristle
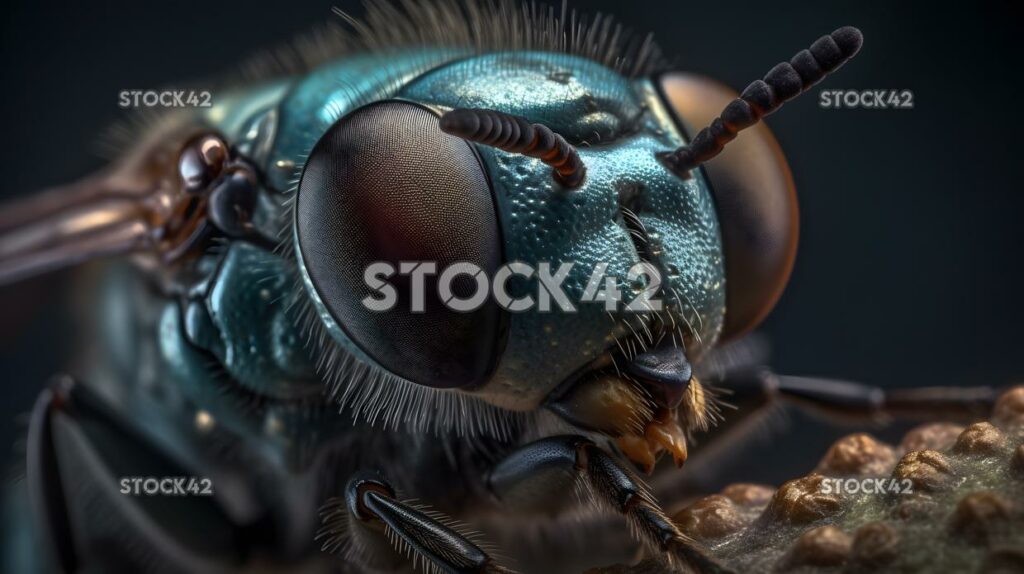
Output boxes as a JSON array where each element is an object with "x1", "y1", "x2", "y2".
[
  {"x1": 279, "y1": 188, "x2": 527, "y2": 440},
  {"x1": 318, "y1": 0, "x2": 664, "y2": 80},
  {"x1": 99, "y1": 0, "x2": 663, "y2": 164}
]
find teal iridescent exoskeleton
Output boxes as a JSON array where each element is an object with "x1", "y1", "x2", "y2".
[
  {"x1": 0, "y1": 3, "x2": 869, "y2": 572},
  {"x1": 160, "y1": 41, "x2": 739, "y2": 441},
  {"x1": 153, "y1": 44, "x2": 729, "y2": 445},
  {"x1": 252, "y1": 48, "x2": 726, "y2": 416}
]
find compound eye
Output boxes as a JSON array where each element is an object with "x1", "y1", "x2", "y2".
[
  {"x1": 658, "y1": 73, "x2": 799, "y2": 342},
  {"x1": 295, "y1": 101, "x2": 505, "y2": 388}
]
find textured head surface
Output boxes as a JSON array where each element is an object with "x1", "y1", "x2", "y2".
[
  {"x1": 273, "y1": 48, "x2": 725, "y2": 413},
  {"x1": 401, "y1": 53, "x2": 725, "y2": 407}
]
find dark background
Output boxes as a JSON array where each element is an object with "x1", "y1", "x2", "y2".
[{"x1": 2, "y1": 0, "x2": 1022, "y2": 484}]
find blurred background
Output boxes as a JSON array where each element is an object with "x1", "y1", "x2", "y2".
[{"x1": 2, "y1": 0, "x2": 1022, "y2": 485}]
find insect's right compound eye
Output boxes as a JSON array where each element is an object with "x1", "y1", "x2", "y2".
[
  {"x1": 658, "y1": 73, "x2": 799, "y2": 343},
  {"x1": 294, "y1": 100, "x2": 505, "y2": 389}
]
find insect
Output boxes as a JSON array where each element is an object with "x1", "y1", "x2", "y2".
[{"x1": 0, "y1": 2, "x2": 1001, "y2": 573}]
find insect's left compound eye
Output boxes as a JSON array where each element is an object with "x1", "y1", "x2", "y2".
[{"x1": 294, "y1": 100, "x2": 505, "y2": 389}]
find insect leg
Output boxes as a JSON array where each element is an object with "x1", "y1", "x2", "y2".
[
  {"x1": 650, "y1": 365, "x2": 1002, "y2": 511},
  {"x1": 319, "y1": 472, "x2": 516, "y2": 574},
  {"x1": 723, "y1": 368, "x2": 1000, "y2": 424},
  {"x1": 22, "y1": 374, "x2": 251, "y2": 573},
  {"x1": 485, "y1": 436, "x2": 732, "y2": 574},
  {"x1": 24, "y1": 377, "x2": 78, "y2": 573}
]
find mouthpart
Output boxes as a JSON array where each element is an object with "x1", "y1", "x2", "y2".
[{"x1": 545, "y1": 339, "x2": 714, "y2": 473}]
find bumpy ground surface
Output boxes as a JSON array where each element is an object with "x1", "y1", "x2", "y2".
[{"x1": 595, "y1": 387, "x2": 1024, "y2": 573}]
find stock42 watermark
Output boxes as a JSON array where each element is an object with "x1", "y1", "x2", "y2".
[
  {"x1": 819, "y1": 478, "x2": 914, "y2": 495},
  {"x1": 362, "y1": 261, "x2": 664, "y2": 313},
  {"x1": 118, "y1": 89, "x2": 212, "y2": 109},
  {"x1": 819, "y1": 89, "x2": 914, "y2": 109},
  {"x1": 120, "y1": 476, "x2": 214, "y2": 496}
]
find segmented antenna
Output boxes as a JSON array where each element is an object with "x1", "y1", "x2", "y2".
[
  {"x1": 440, "y1": 108, "x2": 586, "y2": 188},
  {"x1": 659, "y1": 26, "x2": 864, "y2": 177}
]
